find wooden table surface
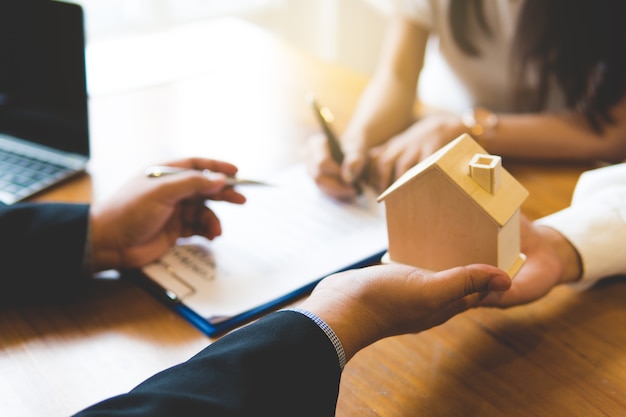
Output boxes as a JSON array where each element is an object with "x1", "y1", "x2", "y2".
[{"x1": 2, "y1": 17, "x2": 624, "y2": 417}]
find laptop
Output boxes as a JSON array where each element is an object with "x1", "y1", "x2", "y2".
[{"x1": 0, "y1": 0, "x2": 90, "y2": 205}]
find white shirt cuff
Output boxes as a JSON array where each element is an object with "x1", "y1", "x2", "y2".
[{"x1": 537, "y1": 165, "x2": 626, "y2": 282}]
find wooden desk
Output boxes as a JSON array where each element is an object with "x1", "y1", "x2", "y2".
[{"x1": 2, "y1": 18, "x2": 624, "y2": 417}]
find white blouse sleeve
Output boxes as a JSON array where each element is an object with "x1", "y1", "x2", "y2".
[{"x1": 536, "y1": 164, "x2": 626, "y2": 282}]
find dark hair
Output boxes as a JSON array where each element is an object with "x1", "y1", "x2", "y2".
[{"x1": 449, "y1": 0, "x2": 626, "y2": 132}]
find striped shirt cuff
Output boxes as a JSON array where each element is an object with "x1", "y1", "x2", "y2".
[{"x1": 283, "y1": 307, "x2": 346, "y2": 370}]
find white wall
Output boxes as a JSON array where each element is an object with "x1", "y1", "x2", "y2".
[
  {"x1": 75, "y1": 0, "x2": 387, "y2": 76},
  {"x1": 241, "y1": 0, "x2": 388, "y2": 75},
  {"x1": 240, "y1": 0, "x2": 468, "y2": 111}
]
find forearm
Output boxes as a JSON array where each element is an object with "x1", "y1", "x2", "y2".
[
  {"x1": 342, "y1": 75, "x2": 418, "y2": 151},
  {"x1": 343, "y1": 18, "x2": 427, "y2": 152},
  {"x1": 481, "y1": 110, "x2": 626, "y2": 163}
]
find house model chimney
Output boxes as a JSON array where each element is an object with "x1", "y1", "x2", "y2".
[{"x1": 469, "y1": 154, "x2": 502, "y2": 194}]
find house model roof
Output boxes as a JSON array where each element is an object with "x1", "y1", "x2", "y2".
[{"x1": 377, "y1": 134, "x2": 528, "y2": 226}]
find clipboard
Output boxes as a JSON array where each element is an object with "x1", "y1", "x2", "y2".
[{"x1": 128, "y1": 164, "x2": 388, "y2": 337}]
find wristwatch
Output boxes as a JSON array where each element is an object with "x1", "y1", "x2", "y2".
[{"x1": 461, "y1": 107, "x2": 499, "y2": 140}]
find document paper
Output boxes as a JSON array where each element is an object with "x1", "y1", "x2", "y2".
[{"x1": 141, "y1": 164, "x2": 388, "y2": 324}]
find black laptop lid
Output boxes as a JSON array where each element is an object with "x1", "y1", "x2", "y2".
[{"x1": 0, "y1": 0, "x2": 89, "y2": 157}]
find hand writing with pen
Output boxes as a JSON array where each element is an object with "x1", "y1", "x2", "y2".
[{"x1": 306, "y1": 94, "x2": 368, "y2": 200}]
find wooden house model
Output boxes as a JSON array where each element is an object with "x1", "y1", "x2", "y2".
[{"x1": 377, "y1": 133, "x2": 528, "y2": 277}]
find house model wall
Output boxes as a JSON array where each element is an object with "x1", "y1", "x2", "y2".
[{"x1": 377, "y1": 134, "x2": 528, "y2": 277}]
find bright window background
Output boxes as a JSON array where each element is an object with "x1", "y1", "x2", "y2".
[
  {"x1": 73, "y1": 0, "x2": 273, "y2": 38},
  {"x1": 73, "y1": 0, "x2": 386, "y2": 75},
  {"x1": 73, "y1": 0, "x2": 464, "y2": 111}
]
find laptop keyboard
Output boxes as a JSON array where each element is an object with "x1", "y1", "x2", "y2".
[{"x1": 0, "y1": 147, "x2": 75, "y2": 204}]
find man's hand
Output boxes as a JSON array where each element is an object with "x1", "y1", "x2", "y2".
[
  {"x1": 89, "y1": 157, "x2": 246, "y2": 272},
  {"x1": 299, "y1": 263, "x2": 511, "y2": 362}
]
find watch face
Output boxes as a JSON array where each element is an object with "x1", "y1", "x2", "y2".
[
  {"x1": 475, "y1": 107, "x2": 499, "y2": 129},
  {"x1": 463, "y1": 107, "x2": 498, "y2": 138}
]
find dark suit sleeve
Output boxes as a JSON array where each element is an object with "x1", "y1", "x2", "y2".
[
  {"x1": 0, "y1": 202, "x2": 90, "y2": 306},
  {"x1": 74, "y1": 311, "x2": 343, "y2": 417}
]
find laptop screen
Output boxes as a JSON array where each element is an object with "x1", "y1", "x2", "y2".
[{"x1": 0, "y1": 0, "x2": 89, "y2": 157}]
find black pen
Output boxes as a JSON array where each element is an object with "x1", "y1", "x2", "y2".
[
  {"x1": 307, "y1": 93, "x2": 362, "y2": 193},
  {"x1": 307, "y1": 93, "x2": 345, "y2": 164},
  {"x1": 145, "y1": 166, "x2": 269, "y2": 186}
]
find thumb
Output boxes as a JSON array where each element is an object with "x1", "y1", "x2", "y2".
[
  {"x1": 342, "y1": 150, "x2": 367, "y2": 184},
  {"x1": 427, "y1": 264, "x2": 511, "y2": 302}
]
